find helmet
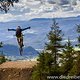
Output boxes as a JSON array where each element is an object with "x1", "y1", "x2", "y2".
[{"x1": 17, "y1": 26, "x2": 21, "y2": 29}]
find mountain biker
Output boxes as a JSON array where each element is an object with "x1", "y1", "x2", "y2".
[{"x1": 8, "y1": 26, "x2": 31, "y2": 47}]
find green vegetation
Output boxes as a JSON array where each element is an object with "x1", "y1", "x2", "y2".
[
  {"x1": 60, "y1": 39, "x2": 76, "y2": 76},
  {"x1": 69, "y1": 24, "x2": 80, "y2": 76},
  {"x1": 0, "y1": 42, "x2": 6, "y2": 64},
  {"x1": 76, "y1": 24, "x2": 80, "y2": 48},
  {"x1": 0, "y1": 0, "x2": 19, "y2": 13},
  {"x1": 32, "y1": 19, "x2": 63, "y2": 80},
  {"x1": 32, "y1": 20, "x2": 80, "y2": 80},
  {"x1": 0, "y1": 56, "x2": 6, "y2": 64},
  {"x1": 0, "y1": 42, "x2": 10, "y2": 64}
]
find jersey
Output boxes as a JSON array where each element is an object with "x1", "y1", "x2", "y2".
[{"x1": 16, "y1": 28, "x2": 22, "y2": 38}]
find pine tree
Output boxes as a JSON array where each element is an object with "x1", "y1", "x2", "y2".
[
  {"x1": 32, "y1": 52, "x2": 54, "y2": 80},
  {"x1": 69, "y1": 24, "x2": 80, "y2": 76},
  {"x1": 0, "y1": 42, "x2": 3, "y2": 48},
  {"x1": 60, "y1": 38, "x2": 76, "y2": 76},
  {"x1": 45, "y1": 19, "x2": 63, "y2": 75},
  {"x1": 74, "y1": 24, "x2": 80, "y2": 75},
  {"x1": 0, "y1": 42, "x2": 6, "y2": 64},
  {"x1": 32, "y1": 19, "x2": 63, "y2": 80},
  {"x1": 69, "y1": 51, "x2": 80, "y2": 76},
  {"x1": 76, "y1": 24, "x2": 80, "y2": 48}
]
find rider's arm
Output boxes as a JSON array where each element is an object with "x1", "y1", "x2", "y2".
[
  {"x1": 8, "y1": 29, "x2": 16, "y2": 31},
  {"x1": 21, "y1": 27, "x2": 31, "y2": 31}
]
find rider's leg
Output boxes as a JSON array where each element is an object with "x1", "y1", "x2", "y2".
[
  {"x1": 20, "y1": 37, "x2": 24, "y2": 47},
  {"x1": 22, "y1": 37, "x2": 24, "y2": 46},
  {"x1": 17, "y1": 38, "x2": 20, "y2": 44}
]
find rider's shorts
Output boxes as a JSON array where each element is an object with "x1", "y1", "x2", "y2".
[
  {"x1": 17, "y1": 34, "x2": 23, "y2": 39},
  {"x1": 17, "y1": 36, "x2": 23, "y2": 39}
]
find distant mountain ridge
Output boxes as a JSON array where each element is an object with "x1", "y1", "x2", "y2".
[
  {"x1": 1, "y1": 16, "x2": 79, "y2": 23},
  {"x1": 0, "y1": 44, "x2": 39, "y2": 56}
]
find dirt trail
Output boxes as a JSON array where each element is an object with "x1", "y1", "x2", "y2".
[
  {"x1": 0, "y1": 61, "x2": 37, "y2": 80},
  {"x1": 0, "y1": 61, "x2": 37, "y2": 68}
]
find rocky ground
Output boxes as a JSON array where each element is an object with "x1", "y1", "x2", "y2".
[{"x1": 0, "y1": 61, "x2": 37, "y2": 80}]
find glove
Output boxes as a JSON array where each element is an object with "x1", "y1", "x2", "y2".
[
  {"x1": 28, "y1": 27, "x2": 31, "y2": 29},
  {"x1": 8, "y1": 29, "x2": 9, "y2": 31}
]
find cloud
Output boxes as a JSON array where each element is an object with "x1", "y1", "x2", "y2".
[
  {"x1": 0, "y1": 14, "x2": 14, "y2": 22},
  {"x1": 0, "y1": 0, "x2": 80, "y2": 22}
]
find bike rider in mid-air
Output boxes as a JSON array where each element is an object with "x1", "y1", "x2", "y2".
[{"x1": 8, "y1": 26, "x2": 31, "y2": 47}]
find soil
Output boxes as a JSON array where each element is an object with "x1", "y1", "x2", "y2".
[{"x1": 0, "y1": 61, "x2": 37, "y2": 80}]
